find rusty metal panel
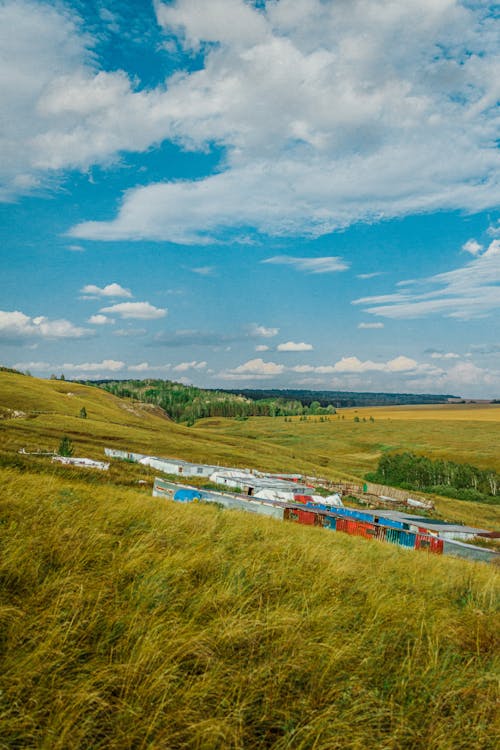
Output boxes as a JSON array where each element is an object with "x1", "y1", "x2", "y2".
[
  {"x1": 415, "y1": 533, "x2": 443, "y2": 554},
  {"x1": 297, "y1": 508, "x2": 317, "y2": 525}
]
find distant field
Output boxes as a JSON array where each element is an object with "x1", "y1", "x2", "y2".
[
  {"x1": 342, "y1": 403, "x2": 500, "y2": 421},
  {"x1": 198, "y1": 404, "x2": 500, "y2": 478}
]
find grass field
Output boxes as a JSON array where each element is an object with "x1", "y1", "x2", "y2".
[
  {"x1": 1, "y1": 371, "x2": 499, "y2": 529},
  {"x1": 1, "y1": 372, "x2": 499, "y2": 747},
  {"x1": 0, "y1": 466, "x2": 499, "y2": 749}
]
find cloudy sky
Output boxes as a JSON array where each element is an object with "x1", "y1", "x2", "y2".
[{"x1": 1, "y1": 0, "x2": 500, "y2": 397}]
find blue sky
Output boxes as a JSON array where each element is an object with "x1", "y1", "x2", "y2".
[{"x1": 1, "y1": 0, "x2": 499, "y2": 397}]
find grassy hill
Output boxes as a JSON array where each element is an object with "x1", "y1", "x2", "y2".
[
  {"x1": 0, "y1": 371, "x2": 499, "y2": 748},
  {"x1": 1, "y1": 467, "x2": 498, "y2": 749}
]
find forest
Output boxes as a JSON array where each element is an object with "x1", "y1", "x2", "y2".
[
  {"x1": 80, "y1": 379, "x2": 458, "y2": 424},
  {"x1": 221, "y1": 388, "x2": 457, "y2": 408},
  {"x1": 367, "y1": 452, "x2": 500, "y2": 504},
  {"x1": 81, "y1": 378, "x2": 336, "y2": 423}
]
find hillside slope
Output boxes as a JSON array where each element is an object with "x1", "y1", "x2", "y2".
[
  {"x1": 0, "y1": 467, "x2": 498, "y2": 750},
  {"x1": 1, "y1": 371, "x2": 499, "y2": 529}
]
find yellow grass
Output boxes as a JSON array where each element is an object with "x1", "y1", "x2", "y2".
[
  {"x1": 341, "y1": 403, "x2": 500, "y2": 421},
  {"x1": 1, "y1": 371, "x2": 499, "y2": 529},
  {"x1": 0, "y1": 466, "x2": 499, "y2": 749}
]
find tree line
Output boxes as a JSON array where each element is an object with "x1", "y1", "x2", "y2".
[
  {"x1": 367, "y1": 452, "x2": 499, "y2": 504},
  {"x1": 81, "y1": 379, "x2": 337, "y2": 424}
]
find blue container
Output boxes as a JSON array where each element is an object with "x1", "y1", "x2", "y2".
[
  {"x1": 318, "y1": 514, "x2": 337, "y2": 530},
  {"x1": 398, "y1": 530, "x2": 416, "y2": 549},
  {"x1": 377, "y1": 517, "x2": 406, "y2": 531},
  {"x1": 173, "y1": 489, "x2": 202, "y2": 502},
  {"x1": 385, "y1": 528, "x2": 401, "y2": 545}
]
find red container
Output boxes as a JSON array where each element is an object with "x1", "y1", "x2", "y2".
[
  {"x1": 335, "y1": 518, "x2": 376, "y2": 540},
  {"x1": 415, "y1": 533, "x2": 444, "y2": 554},
  {"x1": 297, "y1": 508, "x2": 317, "y2": 525},
  {"x1": 284, "y1": 507, "x2": 317, "y2": 525}
]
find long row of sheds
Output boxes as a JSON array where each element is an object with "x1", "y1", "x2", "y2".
[
  {"x1": 104, "y1": 447, "x2": 342, "y2": 505},
  {"x1": 152, "y1": 477, "x2": 499, "y2": 565}
]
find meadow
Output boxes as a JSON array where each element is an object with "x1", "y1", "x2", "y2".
[
  {"x1": 0, "y1": 372, "x2": 499, "y2": 748},
  {"x1": 0, "y1": 467, "x2": 498, "y2": 749}
]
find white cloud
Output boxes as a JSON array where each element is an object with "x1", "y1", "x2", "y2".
[
  {"x1": 462, "y1": 239, "x2": 482, "y2": 256},
  {"x1": 406, "y1": 361, "x2": 498, "y2": 395},
  {"x1": 262, "y1": 256, "x2": 349, "y2": 273},
  {"x1": 354, "y1": 240, "x2": 500, "y2": 320},
  {"x1": 88, "y1": 314, "x2": 114, "y2": 325},
  {"x1": 4, "y1": 0, "x2": 500, "y2": 248},
  {"x1": 255, "y1": 344, "x2": 270, "y2": 352},
  {"x1": 13, "y1": 359, "x2": 125, "y2": 373},
  {"x1": 173, "y1": 360, "x2": 207, "y2": 372},
  {"x1": 81, "y1": 283, "x2": 132, "y2": 298},
  {"x1": 68, "y1": 0, "x2": 500, "y2": 242},
  {"x1": 99, "y1": 302, "x2": 167, "y2": 320},
  {"x1": 67, "y1": 244, "x2": 84, "y2": 252},
  {"x1": 191, "y1": 266, "x2": 215, "y2": 276},
  {"x1": 277, "y1": 341, "x2": 314, "y2": 351},
  {"x1": 430, "y1": 351, "x2": 460, "y2": 360},
  {"x1": 220, "y1": 357, "x2": 285, "y2": 380},
  {"x1": 0, "y1": 310, "x2": 92, "y2": 341},
  {"x1": 247, "y1": 323, "x2": 279, "y2": 338},
  {"x1": 61, "y1": 359, "x2": 125, "y2": 373},
  {"x1": 128, "y1": 362, "x2": 152, "y2": 372},
  {"x1": 358, "y1": 322, "x2": 384, "y2": 329},
  {"x1": 128, "y1": 362, "x2": 172, "y2": 372},
  {"x1": 291, "y1": 355, "x2": 436, "y2": 375},
  {"x1": 357, "y1": 272, "x2": 384, "y2": 280}
]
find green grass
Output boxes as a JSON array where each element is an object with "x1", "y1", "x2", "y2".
[{"x1": 0, "y1": 467, "x2": 499, "y2": 749}]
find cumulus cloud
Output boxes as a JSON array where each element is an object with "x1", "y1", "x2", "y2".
[
  {"x1": 246, "y1": 323, "x2": 279, "y2": 338},
  {"x1": 277, "y1": 341, "x2": 314, "y2": 351},
  {"x1": 354, "y1": 240, "x2": 500, "y2": 320},
  {"x1": 430, "y1": 351, "x2": 460, "y2": 360},
  {"x1": 13, "y1": 359, "x2": 125, "y2": 373},
  {"x1": 173, "y1": 360, "x2": 207, "y2": 372},
  {"x1": 0, "y1": 310, "x2": 92, "y2": 342},
  {"x1": 255, "y1": 344, "x2": 269, "y2": 352},
  {"x1": 88, "y1": 314, "x2": 114, "y2": 325},
  {"x1": 99, "y1": 302, "x2": 167, "y2": 319},
  {"x1": 127, "y1": 362, "x2": 175, "y2": 373},
  {"x1": 262, "y1": 256, "x2": 349, "y2": 273},
  {"x1": 219, "y1": 357, "x2": 285, "y2": 380},
  {"x1": 462, "y1": 239, "x2": 482, "y2": 256},
  {"x1": 5, "y1": 0, "x2": 500, "y2": 246},
  {"x1": 81, "y1": 283, "x2": 132, "y2": 298},
  {"x1": 67, "y1": 0, "x2": 500, "y2": 242}
]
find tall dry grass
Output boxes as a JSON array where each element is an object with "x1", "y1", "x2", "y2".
[{"x1": 0, "y1": 466, "x2": 498, "y2": 749}]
